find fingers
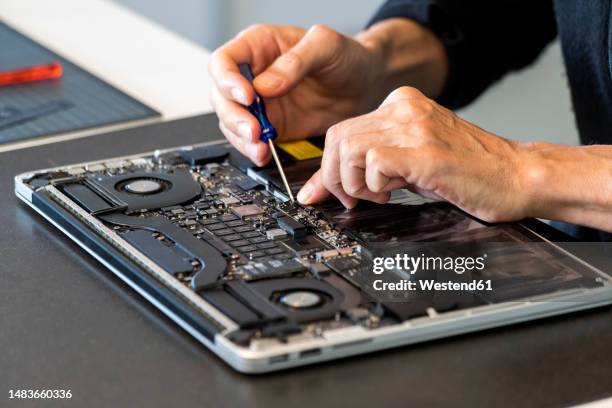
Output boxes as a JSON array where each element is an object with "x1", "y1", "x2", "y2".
[
  {"x1": 254, "y1": 24, "x2": 345, "y2": 98},
  {"x1": 297, "y1": 135, "x2": 358, "y2": 208},
  {"x1": 297, "y1": 169, "x2": 331, "y2": 205},
  {"x1": 208, "y1": 28, "x2": 269, "y2": 165},
  {"x1": 208, "y1": 37, "x2": 257, "y2": 106},
  {"x1": 314, "y1": 115, "x2": 389, "y2": 208},
  {"x1": 300, "y1": 137, "x2": 408, "y2": 207},
  {"x1": 365, "y1": 147, "x2": 414, "y2": 193},
  {"x1": 298, "y1": 111, "x2": 400, "y2": 207},
  {"x1": 209, "y1": 23, "x2": 346, "y2": 167},
  {"x1": 218, "y1": 120, "x2": 270, "y2": 167},
  {"x1": 338, "y1": 132, "x2": 395, "y2": 204},
  {"x1": 209, "y1": 24, "x2": 345, "y2": 102},
  {"x1": 319, "y1": 127, "x2": 360, "y2": 208},
  {"x1": 211, "y1": 84, "x2": 272, "y2": 166},
  {"x1": 210, "y1": 84, "x2": 260, "y2": 144},
  {"x1": 208, "y1": 24, "x2": 286, "y2": 105},
  {"x1": 298, "y1": 114, "x2": 395, "y2": 208}
]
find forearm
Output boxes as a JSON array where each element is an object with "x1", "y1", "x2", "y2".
[
  {"x1": 521, "y1": 143, "x2": 612, "y2": 232},
  {"x1": 356, "y1": 18, "x2": 449, "y2": 103}
]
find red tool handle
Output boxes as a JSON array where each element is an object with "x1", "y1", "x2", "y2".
[{"x1": 0, "y1": 61, "x2": 63, "y2": 86}]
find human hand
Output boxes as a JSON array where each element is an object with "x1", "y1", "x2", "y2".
[
  {"x1": 208, "y1": 24, "x2": 386, "y2": 166},
  {"x1": 298, "y1": 86, "x2": 533, "y2": 223}
]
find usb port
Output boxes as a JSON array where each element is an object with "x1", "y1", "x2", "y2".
[
  {"x1": 299, "y1": 348, "x2": 322, "y2": 358},
  {"x1": 269, "y1": 354, "x2": 289, "y2": 364}
]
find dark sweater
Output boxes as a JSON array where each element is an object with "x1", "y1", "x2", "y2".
[{"x1": 369, "y1": 0, "x2": 612, "y2": 241}]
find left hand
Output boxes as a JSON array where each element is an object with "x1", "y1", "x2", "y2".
[{"x1": 297, "y1": 86, "x2": 533, "y2": 223}]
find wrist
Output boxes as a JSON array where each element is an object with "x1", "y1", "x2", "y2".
[
  {"x1": 356, "y1": 18, "x2": 448, "y2": 100},
  {"x1": 352, "y1": 26, "x2": 390, "y2": 112},
  {"x1": 515, "y1": 144, "x2": 555, "y2": 220},
  {"x1": 517, "y1": 143, "x2": 612, "y2": 231}
]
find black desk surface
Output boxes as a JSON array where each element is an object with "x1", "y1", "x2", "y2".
[{"x1": 2, "y1": 114, "x2": 612, "y2": 408}]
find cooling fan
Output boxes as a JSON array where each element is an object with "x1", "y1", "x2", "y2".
[{"x1": 91, "y1": 170, "x2": 201, "y2": 212}]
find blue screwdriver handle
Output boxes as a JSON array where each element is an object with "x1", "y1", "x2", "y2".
[{"x1": 238, "y1": 64, "x2": 278, "y2": 143}]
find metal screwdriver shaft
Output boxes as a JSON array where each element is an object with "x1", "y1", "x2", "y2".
[
  {"x1": 267, "y1": 139, "x2": 295, "y2": 202},
  {"x1": 238, "y1": 63, "x2": 295, "y2": 203}
]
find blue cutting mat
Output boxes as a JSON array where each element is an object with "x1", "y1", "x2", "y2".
[{"x1": 0, "y1": 21, "x2": 159, "y2": 144}]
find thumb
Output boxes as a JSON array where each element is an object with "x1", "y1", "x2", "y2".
[
  {"x1": 297, "y1": 169, "x2": 331, "y2": 205},
  {"x1": 254, "y1": 25, "x2": 344, "y2": 97}
]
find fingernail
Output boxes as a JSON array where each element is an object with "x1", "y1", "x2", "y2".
[
  {"x1": 231, "y1": 87, "x2": 248, "y2": 105},
  {"x1": 237, "y1": 122, "x2": 252, "y2": 141},
  {"x1": 297, "y1": 183, "x2": 312, "y2": 204},
  {"x1": 344, "y1": 200, "x2": 357, "y2": 210},
  {"x1": 256, "y1": 73, "x2": 283, "y2": 89}
]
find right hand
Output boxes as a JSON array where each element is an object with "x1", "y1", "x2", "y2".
[{"x1": 208, "y1": 24, "x2": 385, "y2": 166}]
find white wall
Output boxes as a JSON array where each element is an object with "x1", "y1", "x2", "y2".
[
  {"x1": 223, "y1": 0, "x2": 380, "y2": 40},
  {"x1": 113, "y1": 0, "x2": 380, "y2": 49},
  {"x1": 112, "y1": 0, "x2": 579, "y2": 145}
]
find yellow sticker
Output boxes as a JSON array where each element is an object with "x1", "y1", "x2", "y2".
[{"x1": 277, "y1": 140, "x2": 323, "y2": 160}]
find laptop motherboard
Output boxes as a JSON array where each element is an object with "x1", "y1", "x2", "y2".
[{"x1": 18, "y1": 142, "x2": 610, "y2": 358}]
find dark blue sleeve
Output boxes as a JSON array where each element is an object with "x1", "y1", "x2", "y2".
[{"x1": 368, "y1": 0, "x2": 557, "y2": 109}]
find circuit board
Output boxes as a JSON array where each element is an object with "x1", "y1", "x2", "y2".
[{"x1": 19, "y1": 142, "x2": 610, "y2": 357}]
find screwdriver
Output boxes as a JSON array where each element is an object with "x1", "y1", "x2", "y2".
[
  {"x1": 238, "y1": 64, "x2": 295, "y2": 203},
  {"x1": 0, "y1": 61, "x2": 63, "y2": 87}
]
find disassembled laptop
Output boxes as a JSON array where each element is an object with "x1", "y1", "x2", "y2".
[{"x1": 15, "y1": 140, "x2": 612, "y2": 373}]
